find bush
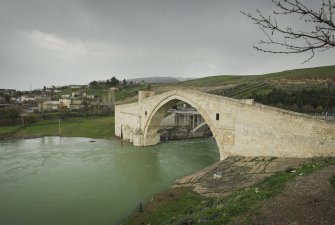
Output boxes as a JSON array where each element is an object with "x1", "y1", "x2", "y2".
[
  {"x1": 315, "y1": 106, "x2": 324, "y2": 113},
  {"x1": 0, "y1": 107, "x2": 20, "y2": 120},
  {"x1": 300, "y1": 104, "x2": 315, "y2": 113},
  {"x1": 289, "y1": 104, "x2": 300, "y2": 112}
]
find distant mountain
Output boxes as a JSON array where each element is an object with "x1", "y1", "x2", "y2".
[
  {"x1": 128, "y1": 77, "x2": 191, "y2": 84},
  {"x1": 174, "y1": 77, "x2": 196, "y2": 82}
]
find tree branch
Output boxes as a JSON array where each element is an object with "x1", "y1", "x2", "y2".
[{"x1": 241, "y1": 0, "x2": 335, "y2": 62}]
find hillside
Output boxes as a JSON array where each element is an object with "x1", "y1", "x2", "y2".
[
  {"x1": 173, "y1": 65, "x2": 335, "y2": 114},
  {"x1": 42, "y1": 65, "x2": 335, "y2": 106},
  {"x1": 129, "y1": 76, "x2": 180, "y2": 84},
  {"x1": 180, "y1": 65, "x2": 335, "y2": 87},
  {"x1": 118, "y1": 65, "x2": 335, "y2": 114}
]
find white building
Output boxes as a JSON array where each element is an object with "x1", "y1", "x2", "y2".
[
  {"x1": 42, "y1": 101, "x2": 60, "y2": 111},
  {"x1": 61, "y1": 94, "x2": 71, "y2": 99},
  {"x1": 59, "y1": 99, "x2": 71, "y2": 108},
  {"x1": 70, "y1": 100, "x2": 84, "y2": 110},
  {"x1": 160, "y1": 109, "x2": 205, "y2": 129},
  {"x1": 17, "y1": 96, "x2": 36, "y2": 103}
]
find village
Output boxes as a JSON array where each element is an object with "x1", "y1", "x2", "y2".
[
  {"x1": 0, "y1": 77, "x2": 151, "y2": 127},
  {"x1": 0, "y1": 85, "x2": 112, "y2": 113}
]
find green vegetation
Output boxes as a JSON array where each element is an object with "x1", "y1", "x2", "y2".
[
  {"x1": 261, "y1": 65, "x2": 335, "y2": 79},
  {"x1": 180, "y1": 65, "x2": 335, "y2": 113},
  {"x1": 181, "y1": 65, "x2": 335, "y2": 87},
  {"x1": 209, "y1": 82, "x2": 273, "y2": 99},
  {"x1": 210, "y1": 86, "x2": 335, "y2": 113},
  {"x1": 125, "y1": 188, "x2": 205, "y2": 225},
  {"x1": 115, "y1": 84, "x2": 147, "y2": 101},
  {"x1": 0, "y1": 125, "x2": 21, "y2": 135},
  {"x1": 89, "y1": 76, "x2": 120, "y2": 89},
  {"x1": 0, "y1": 107, "x2": 20, "y2": 120},
  {"x1": 124, "y1": 158, "x2": 335, "y2": 225},
  {"x1": 0, "y1": 116, "x2": 114, "y2": 140},
  {"x1": 252, "y1": 88, "x2": 335, "y2": 113},
  {"x1": 181, "y1": 75, "x2": 255, "y2": 87},
  {"x1": 0, "y1": 107, "x2": 22, "y2": 126}
]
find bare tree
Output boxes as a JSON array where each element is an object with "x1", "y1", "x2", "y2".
[{"x1": 242, "y1": 0, "x2": 335, "y2": 62}]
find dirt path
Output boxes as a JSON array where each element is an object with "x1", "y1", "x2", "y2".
[{"x1": 253, "y1": 165, "x2": 335, "y2": 225}]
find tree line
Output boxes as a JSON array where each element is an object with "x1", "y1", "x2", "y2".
[
  {"x1": 252, "y1": 88, "x2": 335, "y2": 113},
  {"x1": 89, "y1": 76, "x2": 137, "y2": 89}
]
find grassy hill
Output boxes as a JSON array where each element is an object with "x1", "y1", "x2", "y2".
[
  {"x1": 163, "y1": 65, "x2": 335, "y2": 113},
  {"x1": 180, "y1": 65, "x2": 335, "y2": 87},
  {"x1": 48, "y1": 65, "x2": 335, "y2": 106},
  {"x1": 261, "y1": 65, "x2": 335, "y2": 79}
]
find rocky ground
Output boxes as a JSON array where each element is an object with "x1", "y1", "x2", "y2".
[
  {"x1": 158, "y1": 126, "x2": 212, "y2": 141},
  {"x1": 158, "y1": 126, "x2": 192, "y2": 140},
  {"x1": 251, "y1": 164, "x2": 335, "y2": 225},
  {"x1": 174, "y1": 156, "x2": 311, "y2": 197}
]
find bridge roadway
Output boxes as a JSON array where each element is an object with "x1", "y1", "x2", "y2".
[{"x1": 115, "y1": 90, "x2": 335, "y2": 160}]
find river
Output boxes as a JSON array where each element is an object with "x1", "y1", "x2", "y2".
[{"x1": 0, "y1": 137, "x2": 219, "y2": 225}]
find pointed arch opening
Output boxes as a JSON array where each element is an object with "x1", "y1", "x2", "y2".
[{"x1": 142, "y1": 95, "x2": 220, "y2": 154}]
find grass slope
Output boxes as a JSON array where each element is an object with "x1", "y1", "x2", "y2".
[
  {"x1": 0, "y1": 125, "x2": 21, "y2": 135},
  {"x1": 179, "y1": 65, "x2": 335, "y2": 101},
  {"x1": 180, "y1": 65, "x2": 335, "y2": 87},
  {"x1": 0, "y1": 117, "x2": 115, "y2": 140},
  {"x1": 263, "y1": 64, "x2": 335, "y2": 79}
]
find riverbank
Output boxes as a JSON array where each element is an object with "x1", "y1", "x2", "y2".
[
  {"x1": 123, "y1": 156, "x2": 335, "y2": 225},
  {"x1": 0, "y1": 116, "x2": 115, "y2": 140}
]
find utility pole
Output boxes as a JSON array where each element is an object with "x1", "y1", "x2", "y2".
[
  {"x1": 97, "y1": 97, "x2": 100, "y2": 113},
  {"x1": 107, "y1": 89, "x2": 112, "y2": 112},
  {"x1": 57, "y1": 119, "x2": 62, "y2": 136},
  {"x1": 107, "y1": 89, "x2": 116, "y2": 113},
  {"x1": 111, "y1": 89, "x2": 115, "y2": 113},
  {"x1": 324, "y1": 82, "x2": 331, "y2": 115},
  {"x1": 326, "y1": 83, "x2": 330, "y2": 114}
]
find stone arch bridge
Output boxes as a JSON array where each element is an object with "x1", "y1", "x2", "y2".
[{"x1": 115, "y1": 90, "x2": 335, "y2": 160}]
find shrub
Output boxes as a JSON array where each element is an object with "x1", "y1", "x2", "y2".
[
  {"x1": 301, "y1": 104, "x2": 315, "y2": 113},
  {"x1": 0, "y1": 107, "x2": 20, "y2": 120}
]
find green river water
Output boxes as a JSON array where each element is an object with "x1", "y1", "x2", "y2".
[{"x1": 0, "y1": 137, "x2": 219, "y2": 225}]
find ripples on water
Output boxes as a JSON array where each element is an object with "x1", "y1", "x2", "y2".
[{"x1": 0, "y1": 137, "x2": 219, "y2": 225}]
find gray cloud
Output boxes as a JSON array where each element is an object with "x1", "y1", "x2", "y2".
[{"x1": 0, "y1": 0, "x2": 333, "y2": 90}]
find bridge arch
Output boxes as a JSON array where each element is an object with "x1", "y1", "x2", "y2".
[{"x1": 142, "y1": 94, "x2": 222, "y2": 156}]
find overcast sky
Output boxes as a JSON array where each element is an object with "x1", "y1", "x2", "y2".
[{"x1": 0, "y1": 0, "x2": 333, "y2": 90}]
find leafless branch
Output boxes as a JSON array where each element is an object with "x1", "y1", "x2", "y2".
[{"x1": 241, "y1": 0, "x2": 335, "y2": 62}]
